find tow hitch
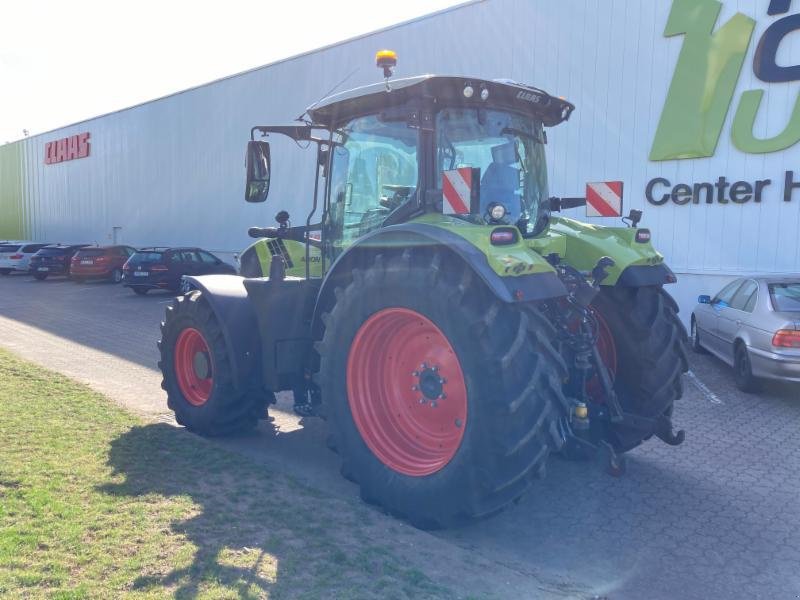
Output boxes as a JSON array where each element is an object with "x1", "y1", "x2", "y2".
[{"x1": 550, "y1": 255, "x2": 685, "y2": 476}]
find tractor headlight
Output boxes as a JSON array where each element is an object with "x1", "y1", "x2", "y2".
[{"x1": 489, "y1": 203, "x2": 507, "y2": 221}]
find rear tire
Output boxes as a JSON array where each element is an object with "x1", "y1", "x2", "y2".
[
  {"x1": 734, "y1": 343, "x2": 761, "y2": 393},
  {"x1": 0, "y1": 269, "x2": 11, "y2": 276},
  {"x1": 592, "y1": 286, "x2": 689, "y2": 452},
  {"x1": 132, "y1": 286, "x2": 148, "y2": 295},
  {"x1": 33, "y1": 273, "x2": 47, "y2": 281},
  {"x1": 159, "y1": 291, "x2": 267, "y2": 435},
  {"x1": 111, "y1": 269, "x2": 123, "y2": 283},
  {"x1": 316, "y1": 250, "x2": 568, "y2": 528}
]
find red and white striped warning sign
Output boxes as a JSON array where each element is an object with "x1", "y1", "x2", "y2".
[
  {"x1": 586, "y1": 181, "x2": 624, "y2": 217},
  {"x1": 442, "y1": 168, "x2": 474, "y2": 215}
]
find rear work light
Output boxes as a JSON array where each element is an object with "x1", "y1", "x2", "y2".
[
  {"x1": 150, "y1": 265, "x2": 168, "y2": 272},
  {"x1": 635, "y1": 229, "x2": 652, "y2": 243},
  {"x1": 772, "y1": 330, "x2": 800, "y2": 348},
  {"x1": 490, "y1": 228, "x2": 518, "y2": 245}
]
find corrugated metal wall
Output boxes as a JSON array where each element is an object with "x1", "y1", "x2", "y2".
[{"x1": 1, "y1": 0, "x2": 799, "y2": 315}]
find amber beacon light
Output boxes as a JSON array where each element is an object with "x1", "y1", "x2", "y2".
[{"x1": 376, "y1": 50, "x2": 398, "y2": 91}]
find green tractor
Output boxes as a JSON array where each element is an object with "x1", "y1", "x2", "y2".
[{"x1": 159, "y1": 52, "x2": 689, "y2": 528}]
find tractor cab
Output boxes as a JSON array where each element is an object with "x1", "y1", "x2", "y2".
[{"x1": 243, "y1": 54, "x2": 575, "y2": 278}]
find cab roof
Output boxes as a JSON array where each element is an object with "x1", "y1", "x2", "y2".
[{"x1": 306, "y1": 75, "x2": 575, "y2": 128}]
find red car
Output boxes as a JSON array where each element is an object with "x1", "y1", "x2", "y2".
[{"x1": 70, "y1": 245, "x2": 137, "y2": 283}]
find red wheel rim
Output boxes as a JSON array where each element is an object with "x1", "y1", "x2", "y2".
[
  {"x1": 174, "y1": 327, "x2": 214, "y2": 406},
  {"x1": 346, "y1": 308, "x2": 468, "y2": 477},
  {"x1": 586, "y1": 310, "x2": 617, "y2": 401}
]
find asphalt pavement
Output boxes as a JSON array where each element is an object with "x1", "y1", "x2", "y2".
[{"x1": 1, "y1": 273, "x2": 798, "y2": 600}]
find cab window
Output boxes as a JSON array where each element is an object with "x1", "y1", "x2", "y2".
[{"x1": 328, "y1": 114, "x2": 418, "y2": 252}]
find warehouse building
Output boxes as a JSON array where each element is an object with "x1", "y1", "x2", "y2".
[{"x1": 1, "y1": 0, "x2": 799, "y2": 322}]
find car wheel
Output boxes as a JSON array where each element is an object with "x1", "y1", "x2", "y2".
[
  {"x1": 111, "y1": 269, "x2": 123, "y2": 284},
  {"x1": 691, "y1": 318, "x2": 707, "y2": 354},
  {"x1": 734, "y1": 344, "x2": 761, "y2": 393},
  {"x1": 33, "y1": 273, "x2": 47, "y2": 281},
  {"x1": 0, "y1": 268, "x2": 11, "y2": 276},
  {"x1": 132, "y1": 286, "x2": 148, "y2": 295}
]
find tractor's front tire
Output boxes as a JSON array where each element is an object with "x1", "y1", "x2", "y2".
[
  {"x1": 159, "y1": 291, "x2": 267, "y2": 435},
  {"x1": 316, "y1": 250, "x2": 568, "y2": 528},
  {"x1": 592, "y1": 285, "x2": 689, "y2": 452}
]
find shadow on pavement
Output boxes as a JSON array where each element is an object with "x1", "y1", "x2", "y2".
[{"x1": 0, "y1": 275, "x2": 176, "y2": 370}]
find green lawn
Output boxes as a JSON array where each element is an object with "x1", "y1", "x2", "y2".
[{"x1": 0, "y1": 348, "x2": 453, "y2": 599}]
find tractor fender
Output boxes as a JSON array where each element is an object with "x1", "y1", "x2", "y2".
[
  {"x1": 182, "y1": 274, "x2": 262, "y2": 392},
  {"x1": 311, "y1": 223, "x2": 566, "y2": 338}
]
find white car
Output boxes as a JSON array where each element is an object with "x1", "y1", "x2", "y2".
[{"x1": 0, "y1": 241, "x2": 50, "y2": 275}]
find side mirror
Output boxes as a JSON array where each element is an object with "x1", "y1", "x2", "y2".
[
  {"x1": 698, "y1": 295, "x2": 711, "y2": 304},
  {"x1": 245, "y1": 141, "x2": 271, "y2": 203}
]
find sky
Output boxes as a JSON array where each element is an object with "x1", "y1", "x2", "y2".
[{"x1": 0, "y1": 0, "x2": 467, "y2": 143}]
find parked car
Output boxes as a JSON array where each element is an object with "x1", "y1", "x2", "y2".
[
  {"x1": 70, "y1": 245, "x2": 137, "y2": 283},
  {"x1": 691, "y1": 276, "x2": 800, "y2": 391},
  {"x1": 0, "y1": 241, "x2": 49, "y2": 275},
  {"x1": 123, "y1": 247, "x2": 236, "y2": 295},
  {"x1": 29, "y1": 244, "x2": 93, "y2": 280}
]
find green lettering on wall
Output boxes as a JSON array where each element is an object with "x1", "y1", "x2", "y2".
[
  {"x1": 650, "y1": 0, "x2": 755, "y2": 161},
  {"x1": 732, "y1": 89, "x2": 800, "y2": 153}
]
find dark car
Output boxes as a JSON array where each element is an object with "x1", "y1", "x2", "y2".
[
  {"x1": 29, "y1": 244, "x2": 93, "y2": 280},
  {"x1": 70, "y1": 245, "x2": 137, "y2": 283},
  {"x1": 122, "y1": 247, "x2": 236, "y2": 295}
]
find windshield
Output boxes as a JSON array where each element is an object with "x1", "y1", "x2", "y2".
[
  {"x1": 436, "y1": 108, "x2": 549, "y2": 233},
  {"x1": 769, "y1": 283, "x2": 800, "y2": 312},
  {"x1": 129, "y1": 252, "x2": 164, "y2": 263},
  {"x1": 37, "y1": 247, "x2": 68, "y2": 256}
]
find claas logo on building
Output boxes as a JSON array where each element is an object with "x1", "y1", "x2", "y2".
[{"x1": 45, "y1": 132, "x2": 90, "y2": 165}]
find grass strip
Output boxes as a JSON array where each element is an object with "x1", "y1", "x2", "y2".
[{"x1": 0, "y1": 348, "x2": 453, "y2": 599}]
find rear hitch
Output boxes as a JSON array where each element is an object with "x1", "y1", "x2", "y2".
[
  {"x1": 654, "y1": 414, "x2": 686, "y2": 446},
  {"x1": 600, "y1": 440, "x2": 626, "y2": 477},
  {"x1": 560, "y1": 416, "x2": 627, "y2": 478}
]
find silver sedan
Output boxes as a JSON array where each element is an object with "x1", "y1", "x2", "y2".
[{"x1": 691, "y1": 276, "x2": 800, "y2": 391}]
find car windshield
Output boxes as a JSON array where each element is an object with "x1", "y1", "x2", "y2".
[
  {"x1": 436, "y1": 108, "x2": 549, "y2": 233},
  {"x1": 37, "y1": 247, "x2": 68, "y2": 256},
  {"x1": 769, "y1": 282, "x2": 800, "y2": 311},
  {"x1": 129, "y1": 252, "x2": 164, "y2": 263},
  {"x1": 76, "y1": 249, "x2": 109, "y2": 257}
]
